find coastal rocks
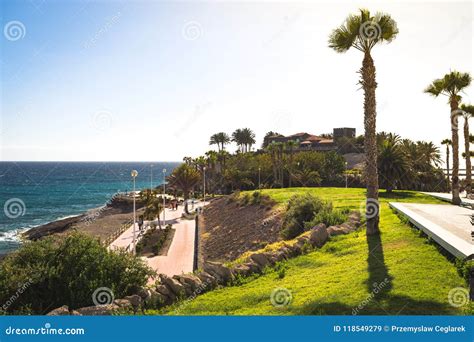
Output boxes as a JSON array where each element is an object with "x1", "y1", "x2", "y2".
[
  {"x1": 309, "y1": 224, "x2": 328, "y2": 247},
  {"x1": 114, "y1": 299, "x2": 133, "y2": 310}
]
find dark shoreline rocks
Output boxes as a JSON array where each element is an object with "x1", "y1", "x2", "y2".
[{"x1": 22, "y1": 195, "x2": 146, "y2": 241}]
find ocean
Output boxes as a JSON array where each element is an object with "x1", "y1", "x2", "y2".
[{"x1": 0, "y1": 162, "x2": 179, "y2": 254}]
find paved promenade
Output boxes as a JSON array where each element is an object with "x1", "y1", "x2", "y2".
[{"x1": 390, "y1": 202, "x2": 473, "y2": 259}]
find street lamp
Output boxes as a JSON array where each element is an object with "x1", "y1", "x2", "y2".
[
  {"x1": 130, "y1": 169, "x2": 138, "y2": 254},
  {"x1": 162, "y1": 168, "x2": 167, "y2": 225},
  {"x1": 258, "y1": 167, "x2": 261, "y2": 190},
  {"x1": 345, "y1": 162, "x2": 348, "y2": 189},
  {"x1": 150, "y1": 164, "x2": 153, "y2": 191},
  {"x1": 203, "y1": 166, "x2": 206, "y2": 212}
]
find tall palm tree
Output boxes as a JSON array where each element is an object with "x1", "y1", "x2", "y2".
[
  {"x1": 329, "y1": 9, "x2": 398, "y2": 235},
  {"x1": 285, "y1": 140, "x2": 298, "y2": 187},
  {"x1": 441, "y1": 139, "x2": 452, "y2": 189},
  {"x1": 209, "y1": 132, "x2": 230, "y2": 151},
  {"x1": 425, "y1": 71, "x2": 472, "y2": 204},
  {"x1": 241, "y1": 128, "x2": 256, "y2": 152},
  {"x1": 166, "y1": 163, "x2": 201, "y2": 200},
  {"x1": 232, "y1": 129, "x2": 245, "y2": 152},
  {"x1": 378, "y1": 139, "x2": 409, "y2": 193},
  {"x1": 460, "y1": 104, "x2": 473, "y2": 194}
]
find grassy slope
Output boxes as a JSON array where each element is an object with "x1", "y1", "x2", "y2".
[{"x1": 160, "y1": 188, "x2": 467, "y2": 315}]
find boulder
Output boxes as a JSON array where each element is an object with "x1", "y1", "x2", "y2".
[
  {"x1": 203, "y1": 262, "x2": 233, "y2": 284},
  {"x1": 124, "y1": 294, "x2": 142, "y2": 313},
  {"x1": 309, "y1": 224, "x2": 328, "y2": 248},
  {"x1": 243, "y1": 261, "x2": 262, "y2": 274},
  {"x1": 159, "y1": 274, "x2": 186, "y2": 297},
  {"x1": 249, "y1": 253, "x2": 271, "y2": 268},
  {"x1": 136, "y1": 287, "x2": 151, "y2": 300},
  {"x1": 76, "y1": 304, "x2": 119, "y2": 315},
  {"x1": 114, "y1": 299, "x2": 133, "y2": 309},
  {"x1": 196, "y1": 271, "x2": 218, "y2": 289},
  {"x1": 327, "y1": 225, "x2": 350, "y2": 236},
  {"x1": 47, "y1": 305, "x2": 71, "y2": 316},
  {"x1": 146, "y1": 289, "x2": 166, "y2": 308},
  {"x1": 174, "y1": 274, "x2": 203, "y2": 292},
  {"x1": 231, "y1": 264, "x2": 252, "y2": 277},
  {"x1": 155, "y1": 284, "x2": 176, "y2": 304}
]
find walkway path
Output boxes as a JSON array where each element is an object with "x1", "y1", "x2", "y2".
[
  {"x1": 422, "y1": 192, "x2": 474, "y2": 207},
  {"x1": 109, "y1": 200, "x2": 207, "y2": 278},
  {"x1": 390, "y1": 202, "x2": 473, "y2": 259}
]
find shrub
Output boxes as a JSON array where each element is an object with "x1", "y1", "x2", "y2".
[
  {"x1": 281, "y1": 194, "x2": 327, "y2": 239},
  {"x1": 281, "y1": 194, "x2": 348, "y2": 239},
  {"x1": 0, "y1": 233, "x2": 154, "y2": 314}
]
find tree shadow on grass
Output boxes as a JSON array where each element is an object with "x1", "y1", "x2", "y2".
[
  {"x1": 366, "y1": 232, "x2": 393, "y2": 298},
  {"x1": 294, "y1": 295, "x2": 456, "y2": 315},
  {"x1": 378, "y1": 190, "x2": 420, "y2": 200}
]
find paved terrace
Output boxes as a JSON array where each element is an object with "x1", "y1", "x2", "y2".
[
  {"x1": 422, "y1": 192, "x2": 474, "y2": 207},
  {"x1": 390, "y1": 202, "x2": 473, "y2": 260}
]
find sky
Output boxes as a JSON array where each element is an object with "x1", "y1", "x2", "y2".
[{"x1": 1, "y1": 0, "x2": 473, "y2": 162}]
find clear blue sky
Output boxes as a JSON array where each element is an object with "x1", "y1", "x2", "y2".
[{"x1": 1, "y1": 0, "x2": 473, "y2": 162}]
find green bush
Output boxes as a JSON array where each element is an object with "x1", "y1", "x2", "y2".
[
  {"x1": 0, "y1": 233, "x2": 153, "y2": 314},
  {"x1": 281, "y1": 194, "x2": 327, "y2": 239},
  {"x1": 281, "y1": 194, "x2": 347, "y2": 239}
]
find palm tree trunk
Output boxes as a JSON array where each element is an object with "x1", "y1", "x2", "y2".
[
  {"x1": 464, "y1": 119, "x2": 471, "y2": 194},
  {"x1": 361, "y1": 52, "x2": 380, "y2": 235},
  {"x1": 446, "y1": 146, "x2": 450, "y2": 189},
  {"x1": 450, "y1": 99, "x2": 461, "y2": 205}
]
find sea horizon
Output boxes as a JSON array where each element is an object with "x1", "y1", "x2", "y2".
[{"x1": 0, "y1": 161, "x2": 179, "y2": 253}]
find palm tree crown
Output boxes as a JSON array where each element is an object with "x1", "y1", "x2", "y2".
[{"x1": 328, "y1": 9, "x2": 398, "y2": 53}]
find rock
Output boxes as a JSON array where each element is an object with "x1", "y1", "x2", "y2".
[
  {"x1": 286, "y1": 243, "x2": 302, "y2": 256},
  {"x1": 232, "y1": 264, "x2": 252, "y2": 277},
  {"x1": 70, "y1": 310, "x2": 82, "y2": 315},
  {"x1": 114, "y1": 299, "x2": 133, "y2": 309},
  {"x1": 203, "y1": 262, "x2": 233, "y2": 284},
  {"x1": 196, "y1": 271, "x2": 218, "y2": 289},
  {"x1": 159, "y1": 274, "x2": 186, "y2": 297},
  {"x1": 273, "y1": 251, "x2": 287, "y2": 262},
  {"x1": 327, "y1": 225, "x2": 350, "y2": 236},
  {"x1": 243, "y1": 261, "x2": 262, "y2": 274},
  {"x1": 136, "y1": 287, "x2": 151, "y2": 300},
  {"x1": 155, "y1": 284, "x2": 176, "y2": 305},
  {"x1": 147, "y1": 289, "x2": 166, "y2": 308},
  {"x1": 249, "y1": 253, "x2": 271, "y2": 268},
  {"x1": 309, "y1": 224, "x2": 328, "y2": 248},
  {"x1": 174, "y1": 274, "x2": 203, "y2": 292},
  {"x1": 76, "y1": 304, "x2": 120, "y2": 315},
  {"x1": 47, "y1": 305, "x2": 71, "y2": 316},
  {"x1": 124, "y1": 295, "x2": 142, "y2": 313}
]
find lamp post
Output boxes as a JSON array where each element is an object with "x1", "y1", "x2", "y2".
[
  {"x1": 345, "y1": 162, "x2": 348, "y2": 189},
  {"x1": 130, "y1": 170, "x2": 138, "y2": 254},
  {"x1": 150, "y1": 164, "x2": 153, "y2": 191},
  {"x1": 162, "y1": 168, "x2": 166, "y2": 226},
  {"x1": 258, "y1": 167, "x2": 261, "y2": 190},
  {"x1": 203, "y1": 166, "x2": 206, "y2": 212}
]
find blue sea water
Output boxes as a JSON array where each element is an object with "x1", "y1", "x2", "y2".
[{"x1": 0, "y1": 162, "x2": 179, "y2": 254}]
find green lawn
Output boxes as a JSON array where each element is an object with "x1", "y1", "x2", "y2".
[{"x1": 158, "y1": 188, "x2": 469, "y2": 315}]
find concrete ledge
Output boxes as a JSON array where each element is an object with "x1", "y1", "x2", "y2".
[{"x1": 389, "y1": 202, "x2": 473, "y2": 260}]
